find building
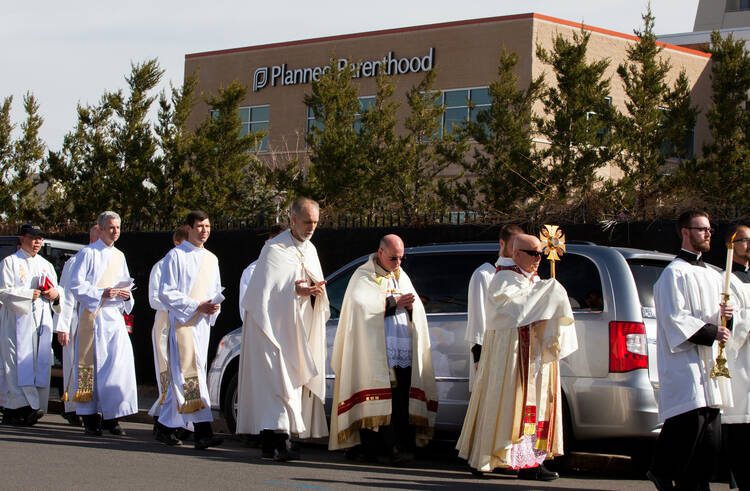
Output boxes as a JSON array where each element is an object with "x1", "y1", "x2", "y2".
[
  {"x1": 658, "y1": 0, "x2": 750, "y2": 52},
  {"x1": 185, "y1": 13, "x2": 712, "y2": 168}
]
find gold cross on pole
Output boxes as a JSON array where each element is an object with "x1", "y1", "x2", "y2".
[{"x1": 539, "y1": 224, "x2": 566, "y2": 279}]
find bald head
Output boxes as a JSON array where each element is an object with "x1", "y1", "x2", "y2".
[
  {"x1": 513, "y1": 234, "x2": 543, "y2": 274},
  {"x1": 377, "y1": 234, "x2": 405, "y2": 272}
]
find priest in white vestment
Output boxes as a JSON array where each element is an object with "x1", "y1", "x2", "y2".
[
  {"x1": 158, "y1": 211, "x2": 224, "y2": 450},
  {"x1": 238, "y1": 224, "x2": 286, "y2": 323},
  {"x1": 329, "y1": 234, "x2": 438, "y2": 465},
  {"x1": 457, "y1": 234, "x2": 577, "y2": 482},
  {"x1": 54, "y1": 225, "x2": 99, "y2": 426},
  {"x1": 648, "y1": 211, "x2": 733, "y2": 490},
  {"x1": 722, "y1": 223, "x2": 750, "y2": 490},
  {"x1": 68, "y1": 211, "x2": 136, "y2": 436},
  {"x1": 0, "y1": 224, "x2": 62, "y2": 426},
  {"x1": 237, "y1": 198, "x2": 329, "y2": 461},
  {"x1": 147, "y1": 225, "x2": 188, "y2": 445},
  {"x1": 466, "y1": 224, "x2": 523, "y2": 391}
]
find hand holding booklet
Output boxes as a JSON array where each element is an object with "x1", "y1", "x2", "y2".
[
  {"x1": 113, "y1": 278, "x2": 135, "y2": 290},
  {"x1": 209, "y1": 288, "x2": 225, "y2": 305}
]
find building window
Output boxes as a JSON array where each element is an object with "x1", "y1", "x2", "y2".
[
  {"x1": 440, "y1": 87, "x2": 491, "y2": 136},
  {"x1": 239, "y1": 105, "x2": 269, "y2": 152},
  {"x1": 306, "y1": 96, "x2": 376, "y2": 134},
  {"x1": 726, "y1": 0, "x2": 750, "y2": 10}
]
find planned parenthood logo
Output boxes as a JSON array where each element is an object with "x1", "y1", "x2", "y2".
[{"x1": 252, "y1": 48, "x2": 435, "y2": 92}]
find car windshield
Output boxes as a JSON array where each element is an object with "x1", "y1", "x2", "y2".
[{"x1": 627, "y1": 259, "x2": 669, "y2": 308}]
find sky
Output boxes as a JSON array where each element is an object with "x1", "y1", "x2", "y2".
[{"x1": 2, "y1": 0, "x2": 700, "y2": 152}]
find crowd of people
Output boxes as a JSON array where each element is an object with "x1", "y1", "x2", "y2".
[{"x1": 0, "y1": 201, "x2": 748, "y2": 489}]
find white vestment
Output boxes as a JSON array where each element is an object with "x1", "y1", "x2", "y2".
[
  {"x1": 68, "y1": 239, "x2": 137, "y2": 419},
  {"x1": 147, "y1": 257, "x2": 169, "y2": 417},
  {"x1": 653, "y1": 257, "x2": 733, "y2": 422},
  {"x1": 238, "y1": 259, "x2": 257, "y2": 323},
  {"x1": 157, "y1": 241, "x2": 222, "y2": 428},
  {"x1": 236, "y1": 229, "x2": 330, "y2": 438},
  {"x1": 465, "y1": 256, "x2": 505, "y2": 391},
  {"x1": 724, "y1": 274, "x2": 750, "y2": 424},
  {"x1": 53, "y1": 252, "x2": 82, "y2": 413},
  {"x1": 0, "y1": 249, "x2": 61, "y2": 411}
]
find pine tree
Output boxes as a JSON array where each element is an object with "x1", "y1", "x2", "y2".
[
  {"x1": 0, "y1": 97, "x2": 14, "y2": 217},
  {"x1": 535, "y1": 27, "x2": 615, "y2": 221},
  {"x1": 463, "y1": 48, "x2": 543, "y2": 217},
  {"x1": 8, "y1": 93, "x2": 46, "y2": 223}
]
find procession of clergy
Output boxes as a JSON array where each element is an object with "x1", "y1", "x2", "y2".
[{"x1": 1, "y1": 200, "x2": 749, "y2": 488}]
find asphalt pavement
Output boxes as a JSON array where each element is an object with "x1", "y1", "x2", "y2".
[{"x1": 0, "y1": 415, "x2": 731, "y2": 490}]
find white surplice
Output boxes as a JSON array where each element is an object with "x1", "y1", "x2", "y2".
[
  {"x1": 0, "y1": 249, "x2": 62, "y2": 411},
  {"x1": 724, "y1": 274, "x2": 750, "y2": 424},
  {"x1": 465, "y1": 256, "x2": 505, "y2": 391},
  {"x1": 236, "y1": 229, "x2": 330, "y2": 438},
  {"x1": 147, "y1": 257, "x2": 169, "y2": 417},
  {"x1": 653, "y1": 258, "x2": 733, "y2": 422},
  {"x1": 157, "y1": 241, "x2": 222, "y2": 428},
  {"x1": 68, "y1": 239, "x2": 137, "y2": 420},
  {"x1": 238, "y1": 259, "x2": 257, "y2": 323},
  {"x1": 53, "y1": 252, "x2": 82, "y2": 413}
]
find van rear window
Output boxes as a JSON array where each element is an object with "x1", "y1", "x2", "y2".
[{"x1": 627, "y1": 259, "x2": 669, "y2": 308}]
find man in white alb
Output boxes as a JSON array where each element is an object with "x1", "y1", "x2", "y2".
[
  {"x1": 237, "y1": 197, "x2": 329, "y2": 461},
  {"x1": 158, "y1": 211, "x2": 223, "y2": 450},
  {"x1": 238, "y1": 223, "x2": 286, "y2": 323}
]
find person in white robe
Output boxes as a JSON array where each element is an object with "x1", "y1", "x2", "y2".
[
  {"x1": 238, "y1": 224, "x2": 286, "y2": 323},
  {"x1": 648, "y1": 211, "x2": 734, "y2": 490},
  {"x1": 236, "y1": 197, "x2": 329, "y2": 461},
  {"x1": 466, "y1": 224, "x2": 523, "y2": 392},
  {"x1": 0, "y1": 224, "x2": 62, "y2": 426},
  {"x1": 147, "y1": 225, "x2": 188, "y2": 445},
  {"x1": 329, "y1": 234, "x2": 438, "y2": 465},
  {"x1": 54, "y1": 225, "x2": 100, "y2": 426},
  {"x1": 68, "y1": 211, "x2": 136, "y2": 436},
  {"x1": 457, "y1": 234, "x2": 577, "y2": 482},
  {"x1": 722, "y1": 224, "x2": 750, "y2": 490},
  {"x1": 158, "y1": 211, "x2": 224, "y2": 450}
]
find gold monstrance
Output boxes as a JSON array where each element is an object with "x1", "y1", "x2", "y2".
[
  {"x1": 711, "y1": 232, "x2": 737, "y2": 378},
  {"x1": 539, "y1": 224, "x2": 566, "y2": 279}
]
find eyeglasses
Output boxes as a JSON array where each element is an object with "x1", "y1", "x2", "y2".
[
  {"x1": 520, "y1": 249, "x2": 543, "y2": 258},
  {"x1": 734, "y1": 238, "x2": 750, "y2": 244},
  {"x1": 686, "y1": 227, "x2": 714, "y2": 235},
  {"x1": 389, "y1": 256, "x2": 405, "y2": 262}
]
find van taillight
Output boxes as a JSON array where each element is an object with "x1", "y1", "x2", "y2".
[{"x1": 609, "y1": 321, "x2": 648, "y2": 372}]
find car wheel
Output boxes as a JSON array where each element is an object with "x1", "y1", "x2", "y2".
[{"x1": 223, "y1": 372, "x2": 238, "y2": 434}]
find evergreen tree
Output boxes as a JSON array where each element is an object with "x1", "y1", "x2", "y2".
[
  {"x1": 8, "y1": 93, "x2": 46, "y2": 223},
  {"x1": 673, "y1": 31, "x2": 750, "y2": 217},
  {"x1": 303, "y1": 58, "x2": 364, "y2": 211},
  {"x1": 463, "y1": 48, "x2": 543, "y2": 216},
  {"x1": 535, "y1": 27, "x2": 615, "y2": 221},
  {"x1": 0, "y1": 97, "x2": 14, "y2": 217}
]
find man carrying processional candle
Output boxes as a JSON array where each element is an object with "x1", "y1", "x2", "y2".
[{"x1": 457, "y1": 226, "x2": 577, "y2": 482}]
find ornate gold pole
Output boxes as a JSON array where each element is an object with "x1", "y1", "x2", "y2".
[
  {"x1": 539, "y1": 224, "x2": 566, "y2": 279},
  {"x1": 710, "y1": 232, "x2": 736, "y2": 379}
]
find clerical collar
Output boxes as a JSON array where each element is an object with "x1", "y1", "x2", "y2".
[
  {"x1": 732, "y1": 261, "x2": 749, "y2": 273},
  {"x1": 291, "y1": 232, "x2": 306, "y2": 250},
  {"x1": 373, "y1": 254, "x2": 400, "y2": 280},
  {"x1": 677, "y1": 249, "x2": 705, "y2": 267}
]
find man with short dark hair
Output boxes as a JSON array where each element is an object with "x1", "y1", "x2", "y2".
[
  {"x1": 68, "y1": 211, "x2": 136, "y2": 436},
  {"x1": 0, "y1": 224, "x2": 62, "y2": 426},
  {"x1": 158, "y1": 211, "x2": 224, "y2": 450},
  {"x1": 237, "y1": 197, "x2": 329, "y2": 461},
  {"x1": 648, "y1": 210, "x2": 733, "y2": 490},
  {"x1": 329, "y1": 234, "x2": 438, "y2": 465},
  {"x1": 466, "y1": 224, "x2": 523, "y2": 391}
]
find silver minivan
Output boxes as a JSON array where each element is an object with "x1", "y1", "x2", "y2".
[{"x1": 208, "y1": 242, "x2": 672, "y2": 454}]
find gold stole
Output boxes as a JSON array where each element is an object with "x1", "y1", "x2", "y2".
[
  {"x1": 176, "y1": 250, "x2": 216, "y2": 414},
  {"x1": 153, "y1": 310, "x2": 170, "y2": 404},
  {"x1": 72, "y1": 248, "x2": 125, "y2": 402}
]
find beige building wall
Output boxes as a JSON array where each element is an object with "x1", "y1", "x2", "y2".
[{"x1": 184, "y1": 13, "x2": 712, "y2": 175}]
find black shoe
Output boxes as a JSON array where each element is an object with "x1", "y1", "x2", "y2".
[
  {"x1": 84, "y1": 427, "x2": 103, "y2": 436},
  {"x1": 517, "y1": 464, "x2": 559, "y2": 481},
  {"x1": 377, "y1": 448, "x2": 414, "y2": 466},
  {"x1": 194, "y1": 436, "x2": 223, "y2": 450},
  {"x1": 646, "y1": 470, "x2": 674, "y2": 491},
  {"x1": 64, "y1": 412, "x2": 83, "y2": 427},
  {"x1": 156, "y1": 431, "x2": 183, "y2": 446},
  {"x1": 286, "y1": 441, "x2": 301, "y2": 460},
  {"x1": 108, "y1": 424, "x2": 126, "y2": 436},
  {"x1": 273, "y1": 447, "x2": 292, "y2": 462},
  {"x1": 345, "y1": 445, "x2": 367, "y2": 462},
  {"x1": 175, "y1": 428, "x2": 193, "y2": 441},
  {"x1": 24, "y1": 409, "x2": 44, "y2": 427}
]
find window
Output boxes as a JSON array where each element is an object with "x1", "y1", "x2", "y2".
[
  {"x1": 627, "y1": 259, "x2": 669, "y2": 309},
  {"x1": 403, "y1": 252, "x2": 498, "y2": 313},
  {"x1": 440, "y1": 87, "x2": 491, "y2": 136},
  {"x1": 306, "y1": 96, "x2": 376, "y2": 135},
  {"x1": 239, "y1": 105, "x2": 269, "y2": 152},
  {"x1": 536, "y1": 253, "x2": 604, "y2": 312}
]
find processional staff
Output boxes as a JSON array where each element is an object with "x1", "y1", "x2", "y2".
[
  {"x1": 539, "y1": 224, "x2": 566, "y2": 279},
  {"x1": 710, "y1": 232, "x2": 736, "y2": 379}
]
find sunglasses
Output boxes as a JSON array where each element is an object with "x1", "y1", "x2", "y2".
[
  {"x1": 520, "y1": 249, "x2": 543, "y2": 258},
  {"x1": 389, "y1": 256, "x2": 405, "y2": 262}
]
